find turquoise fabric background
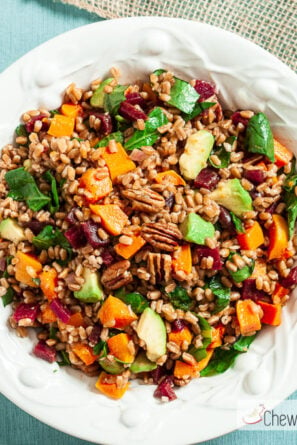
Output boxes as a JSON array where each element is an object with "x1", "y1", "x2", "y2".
[{"x1": 0, "y1": 1, "x2": 296, "y2": 444}]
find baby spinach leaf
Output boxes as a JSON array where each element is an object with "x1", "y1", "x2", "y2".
[
  {"x1": 207, "y1": 276, "x2": 231, "y2": 313},
  {"x1": 114, "y1": 289, "x2": 149, "y2": 314},
  {"x1": 49, "y1": 326, "x2": 58, "y2": 340},
  {"x1": 104, "y1": 85, "x2": 127, "y2": 115},
  {"x1": 228, "y1": 253, "x2": 255, "y2": 283},
  {"x1": 49, "y1": 109, "x2": 59, "y2": 117},
  {"x1": 283, "y1": 160, "x2": 297, "y2": 237},
  {"x1": 125, "y1": 107, "x2": 168, "y2": 150},
  {"x1": 230, "y1": 211, "x2": 245, "y2": 234},
  {"x1": 245, "y1": 112, "x2": 274, "y2": 162},
  {"x1": 57, "y1": 351, "x2": 71, "y2": 367},
  {"x1": 95, "y1": 131, "x2": 124, "y2": 148},
  {"x1": 200, "y1": 348, "x2": 240, "y2": 376},
  {"x1": 1, "y1": 287, "x2": 14, "y2": 307},
  {"x1": 43, "y1": 171, "x2": 59, "y2": 214},
  {"x1": 15, "y1": 124, "x2": 28, "y2": 138},
  {"x1": 166, "y1": 286, "x2": 194, "y2": 311},
  {"x1": 32, "y1": 225, "x2": 71, "y2": 251},
  {"x1": 93, "y1": 340, "x2": 108, "y2": 357},
  {"x1": 209, "y1": 136, "x2": 236, "y2": 169},
  {"x1": 233, "y1": 334, "x2": 256, "y2": 352},
  {"x1": 153, "y1": 69, "x2": 199, "y2": 113},
  {"x1": 183, "y1": 102, "x2": 216, "y2": 122},
  {"x1": 5, "y1": 168, "x2": 51, "y2": 212},
  {"x1": 189, "y1": 316, "x2": 212, "y2": 361}
]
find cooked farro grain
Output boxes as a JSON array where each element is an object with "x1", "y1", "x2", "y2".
[{"x1": 1, "y1": 68, "x2": 296, "y2": 402}]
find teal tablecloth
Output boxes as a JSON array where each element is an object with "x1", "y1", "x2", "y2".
[{"x1": 1, "y1": 1, "x2": 297, "y2": 444}]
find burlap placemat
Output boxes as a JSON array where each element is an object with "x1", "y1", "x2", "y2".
[{"x1": 60, "y1": 0, "x2": 297, "y2": 72}]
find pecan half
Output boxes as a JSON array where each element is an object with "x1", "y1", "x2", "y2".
[
  {"x1": 101, "y1": 260, "x2": 133, "y2": 290},
  {"x1": 121, "y1": 188, "x2": 165, "y2": 213},
  {"x1": 141, "y1": 222, "x2": 182, "y2": 252},
  {"x1": 147, "y1": 253, "x2": 172, "y2": 285}
]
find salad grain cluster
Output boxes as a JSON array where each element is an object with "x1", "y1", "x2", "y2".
[{"x1": 1, "y1": 68, "x2": 297, "y2": 401}]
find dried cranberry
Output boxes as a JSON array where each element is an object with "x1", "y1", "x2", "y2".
[
  {"x1": 22, "y1": 220, "x2": 46, "y2": 235},
  {"x1": 194, "y1": 80, "x2": 216, "y2": 101},
  {"x1": 154, "y1": 376, "x2": 177, "y2": 401},
  {"x1": 171, "y1": 319, "x2": 187, "y2": 333},
  {"x1": 151, "y1": 366, "x2": 168, "y2": 384},
  {"x1": 266, "y1": 201, "x2": 278, "y2": 214},
  {"x1": 250, "y1": 190, "x2": 262, "y2": 200},
  {"x1": 101, "y1": 248, "x2": 115, "y2": 266},
  {"x1": 13, "y1": 303, "x2": 39, "y2": 323},
  {"x1": 280, "y1": 267, "x2": 297, "y2": 288},
  {"x1": 33, "y1": 341, "x2": 56, "y2": 363},
  {"x1": 65, "y1": 208, "x2": 78, "y2": 225},
  {"x1": 119, "y1": 101, "x2": 147, "y2": 121},
  {"x1": 218, "y1": 206, "x2": 235, "y2": 232},
  {"x1": 125, "y1": 92, "x2": 146, "y2": 108},
  {"x1": 242, "y1": 279, "x2": 268, "y2": 301},
  {"x1": 231, "y1": 112, "x2": 249, "y2": 127},
  {"x1": 50, "y1": 299, "x2": 71, "y2": 323},
  {"x1": 243, "y1": 169, "x2": 265, "y2": 185},
  {"x1": 90, "y1": 112, "x2": 113, "y2": 135},
  {"x1": 81, "y1": 221, "x2": 109, "y2": 248},
  {"x1": 0, "y1": 258, "x2": 6, "y2": 272},
  {"x1": 88, "y1": 325, "x2": 102, "y2": 346},
  {"x1": 64, "y1": 225, "x2": 87, "y2": 249},
  {"x1": 165, "y1": 194, "x2": 175, "y2": 209},
  {"x1": 25, "y1": 114, "x2": 48, "y2": 133},
  {"x1": 196, "y1": 246, "x2": 222, "y2": 270},
  {"x1": 194, "y1": 168, "x2": 220, "y2": 190}
]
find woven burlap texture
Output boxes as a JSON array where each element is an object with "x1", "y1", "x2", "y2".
[{"x1": 60, "y1": 0, "x2": 297, "y2": 71}]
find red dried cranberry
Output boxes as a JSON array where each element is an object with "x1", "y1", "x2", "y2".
[
  {"x1": 25, "y1": 114, "x2": 48, "y2": 133},
  {"x1": 196, "y1": 246, "x2": 222, "y2": 270},
  {"x1": 250, "y1": 190, "x2": 262, "y2": 200},
  {"x1": 280, "y1": 267, "x2": 297, "y2": 288},
  {"x1": 50, "y1": 299, "x2": 71, "y2": 324},
  {"x1": 151, "y1": 366, "x2": 167, "y2": 384},
  {"x1": 243, "y1": 169, "x2": 265, "y2": 185},
  {"x1": 194, "y1": 168, "x2": 220, "y2": 190},
  {"x1": 89, "y1": 112, "x2": 113, "y2": 135},
  {"x1": 33, "y1": 341, "x2": 56, "y2": 363},
  {"x1": 81, "y1": 221, "x2": 109, "y2": 248},
  {"x1": 22, "y1": 220, "x2": 46, "y2": 235},
  {"x1": 231, "y1": 112, "x2": 249, "y2": 127},
  {"x1": 125, "y1": 92, "x2": 147, "y2": 108},
  {"x1": 154, "y1": 376, "x2": 177, "y2": 401},
  {"x1": 165, "y1": 194, "x2": 175, "y2": 210},
  {"x1": 171, "y1": 319, "x2": 187, "y2": 333},
  {"x1": 101, "y1": 248, "x2": 115, "y2": 266},
  {"x1": 266, "y1": 201, "x2": 278, "y2": 214},
  {"x1": 119, "y1": 101, "x2": 147, "y2": 121},
  {"x1": 242, "y1": 279, "x2": 269, "y2": 301},
  {"x1": 64, "y1": 225, "x2": 87, "y2": 249},
  {"x1": 0, "y1": 258, "x2": 6, "y2": 272},
  {"x1": 65, "y1": 208, "x2": 78, "y2": 225},
  {"x1": 194, "y1": 80, "x2": 216, "y2": 101},
  {"x1": 13, "y1": 303, "x2": 39, "y2": 323},
  {"x1": 218, "y1": 206, "x2": 235, "y2": 232},
  {"x1": 88, "y1": 325, "x2": 102, "y2": 346}
]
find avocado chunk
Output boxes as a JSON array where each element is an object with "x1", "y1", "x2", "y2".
[
  {"x1": 136, "y1": 308, "x2": 166, "y2": 362},
  {"x1": 180, "y1": 213, "x2": 215, "y2": 245},
  {"x1": 74, "y1": 268, "x2": 103, "y2": 303},
  {"x1": 208, "y1": 178, "x2": 253, "y2": 217},
  {"x1": 90, "y1": 78, "x2": 113, "y2": 108},
  {"x1": 0, "y1": 218, "x2": 25, "y2": 243},
  {"x1": 179, "y1": 130, "x2": 214, "y2": 180},
  {"x1": 130, "y1": 351, "x2": 157, "y2": 373},
  {"x1": 99, "y1": 356, "x2": 124, "y2": 375}
]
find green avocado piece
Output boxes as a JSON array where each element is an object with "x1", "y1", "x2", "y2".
[
  {"x1": 0, "y1": 218, "x2": 25, "y2": 243},
  {"x1": 208, "y1": 178, "x2": 253, "y2": 217},
  {"x1": 130, "y1": 352, "x2": 157, "y2": 373},
  {"x1": 99, "y1": 356, "x2": 124, "y2": 375},
  {"x1": 179, "y1": 130, "x2": 214, "y2": 180},
  {"x1": 136, "y1": 308, "x2": 166, "y2": 362},
  {"x1": 180, "y1": 213, "x2": 215, "y2": 245},
  {"x1": 90, "y1": 78, "x2": 113, "y2": 108},
  {"x1": 74, "y1": 268, "x2": 103, "y2": 303}
]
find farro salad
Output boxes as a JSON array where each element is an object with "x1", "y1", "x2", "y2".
[{"x1": 1, "y1": 68, "x2": 297, "y2": 401}]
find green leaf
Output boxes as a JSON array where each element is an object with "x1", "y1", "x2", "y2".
[
  {"x1": 166, "y1": 286, "x2": 194, "y2": 311},
  {"x1": 284, "y1": 160, "x2": 297, "y2": 237},
  {"x1": 93, "y1": 340, "x2": 108, "y2": 358},
  {"x1": 230, "y1": 211, "x2": 245, "y2": 234},
  {"x1": 32, "y1": 278, "x2": 41, "y2": 286},
  {"x1": 233, "y1": 334, "x2": 256, "y2": 352},
  {"x1": 125, "y1": 107, "x2": 168, "y2": 150},
  {"x1": 5, "y1": 168, "x2": 51, "y2": 212},
  {"x1": 49, "y1": 326, "x2": 58, "y2": 340},
  {"x1": 114, "y1": 289, "x2": 149, "y2": 314},
  {"x1": 209, "y1": 136, "x2": 236, "y2": 169},
  {"x1": 153, "y1": 69, "x2": 199, "y2": 113},
  {"x1": 207, "y1": 276, "x2": 231, "y2": 313},
  {"x1": 32, "y1": 225, "x2": 71, "y2": 251},
  {"x1": 183, "y1": 102, "x2": 216, "y2": 122},
  {"x1": 228, "y1": 253, "x2": 255, "y2": 283},
  {"x1": 103, "y1": 85, "x2": 127, "y2": 115},
  {"x1": 200, "y1": 348, "x2": 240, "y2": 376},
  {"x1": 43, "y1": 171, "x2": 59, "y2": 214},
  {"x1": 49, "y1": 109, "x2": 59, "y2": 117},
  {"x1": 245, "y1": 112, "x2": 274, "y2": 162},
  {"x1": 15, "y1": 124, "x2": 28, "y2": 138},
  {"x1": 189, "y1": 316, "x2": 212, "y2": 360},
  {"x1": 95, "y1": 131, "x2": 124, "y2": 148},
  {"x1": 57, "y1": 351, "x2": 71, "y2": 367},
  {"x1": 1, "y1": 287, "x2": 14, "y2": 307}
]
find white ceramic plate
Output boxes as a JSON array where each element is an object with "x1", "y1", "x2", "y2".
[{"x1": 0, "y1": 17, "x2": 297, "y2": 445}]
